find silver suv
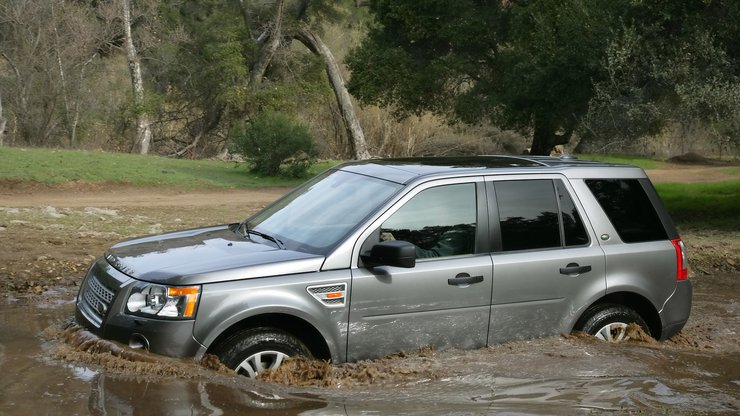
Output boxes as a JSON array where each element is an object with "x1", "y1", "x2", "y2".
[{"x1": 75, "y1": 156, "x2": 692, "y2": 377}]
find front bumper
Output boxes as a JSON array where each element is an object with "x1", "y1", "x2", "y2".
[{"x1": 75, "y1": 257, "x2": 205, "y2": 358}]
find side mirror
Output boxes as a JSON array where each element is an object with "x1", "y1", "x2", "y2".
[{"x1": 361, "y1": 240, "x2": 416, "y2": 269}]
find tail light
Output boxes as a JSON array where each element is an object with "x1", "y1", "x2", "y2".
[{"x1": 671, "y1": 238, "x2": 688, "y2": 281}]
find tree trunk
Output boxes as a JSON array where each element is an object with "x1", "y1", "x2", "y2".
[
  {"x1": 0, "y1": 94, "x2": 6, "y2": 146},
  {"x1": 248, "y1": 0, "x2": 284, "y2": 89},
  {"x1": 122, "y1": 0, "x2": 152, "y2": 154},
  {"x1": 530, "y1": 115, "x2": 574, "y2": 156},
  {"x1": 294, "y1": 28, "x2": 372, "y2": 160},
  {"x1": 237, "y1": 0, "x2": 256, "y2": 41},
  {"x1": 1, "y1": 52, "x2": 28, "y2": 144},
  {"x1": 51, "y1": 2, "x2": 76, "y2": 148}
]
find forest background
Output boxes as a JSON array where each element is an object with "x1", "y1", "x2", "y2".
[{"x1": 1, "y1": 0, "x2": 738, "y2": 169}]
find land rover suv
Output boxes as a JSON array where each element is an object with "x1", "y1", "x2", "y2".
[{"x1": 75, "y1": 156, "x2": 692, "y2": 377}]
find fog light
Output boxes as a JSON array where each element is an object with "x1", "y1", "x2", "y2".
[{"x1": 129, "y1": 334, "x2": 149, "y2": 350}]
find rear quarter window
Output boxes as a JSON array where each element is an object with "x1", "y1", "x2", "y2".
[{"x1": 585, "y1": 179, "x2": 667, "y2": 243}]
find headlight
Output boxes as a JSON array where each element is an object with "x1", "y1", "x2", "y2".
[{"x1": 126, "y1": 283, "x2": 200, "y2": 319}]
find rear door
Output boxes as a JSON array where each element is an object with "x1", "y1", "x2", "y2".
[
  {"x1": 486, "y1": 177, "x2": 606, "y2": 343},
  {"x1": 347, "y1": 178, "x2": 493, "y2": 361}
]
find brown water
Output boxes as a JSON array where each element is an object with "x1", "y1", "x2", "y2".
[{"x1": 1, "y1": 283, "x2": 738, "y2": 416}]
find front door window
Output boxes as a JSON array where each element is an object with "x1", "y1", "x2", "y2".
[{"x1": 380, "y1": 183, "x2": 477, "y2": 258}]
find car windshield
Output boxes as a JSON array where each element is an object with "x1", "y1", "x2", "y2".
[{"x1": 246, "y1": 169, "x2": 402, "y2": 255}]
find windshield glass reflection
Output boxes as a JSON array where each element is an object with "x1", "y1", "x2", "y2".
[{"x1": 249, "y1": 170, "x2": 402, "y2": 254}]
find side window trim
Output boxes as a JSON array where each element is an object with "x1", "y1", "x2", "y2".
[
  {"x1": 552, "y1": 180, "x2": 567, "y2": 247},
  {"x1": 485, "y1": 181, "x2": 503, "y2": 253}
]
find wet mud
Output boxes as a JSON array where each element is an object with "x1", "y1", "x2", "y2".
[{"x1": 1, "y1": 276, "x2": 738, "y2": 416}]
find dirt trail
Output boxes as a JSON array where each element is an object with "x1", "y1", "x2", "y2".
[
  {"x1": 645, "y1": 164, "x2": 740, "y2": 183},
  {"x1": 0, "y1": 183, "x2": 288, "y2": 208}
]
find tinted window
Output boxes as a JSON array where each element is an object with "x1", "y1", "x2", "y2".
[
  {"x1": 494, "y1": 179, "x2": 589, "y2": 251},
  {"x1": 495, "y1": 180, "x2": 560, "y2": 251},
  {"x1": 381, "y1": 183, "x2": 477, "y2": 258},
  {"x1": 556, "y1": 181, "x2": 589, "y2": 246},
  {"x1": 585, "y1": 179, "x2": 667, "y2": 243}
]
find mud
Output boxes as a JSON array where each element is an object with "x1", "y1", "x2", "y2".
[{"x1": 0, "y1": 276, "x2": 734, "y2": 415}]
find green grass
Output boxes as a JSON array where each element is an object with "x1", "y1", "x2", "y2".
[
  {"x1": 576, "y1": 154, "x2": 667, "y2": 170},
  {"x1": 656, "y1": 181, "x2": 740, "y2": 231},
  {"x1": 0, "y1": 147, "x2": 340, "y2": 189}
]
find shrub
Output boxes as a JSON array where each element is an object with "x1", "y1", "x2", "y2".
[{"x1": 229, "y1": 113, "x2": 316, "y2": 177}]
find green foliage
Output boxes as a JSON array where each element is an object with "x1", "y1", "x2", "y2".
[
  {"x1": 229, "y1": 112, "x2": 317, "y2": 177},
  {"x1": 349, "y1": 0, "x2": 740, "y2": 155},
  {"x1": 347, "y1": 0, "x2": 624, "y2": 154},
  {"x1": 347, "y1": 1, "x2": 501, "y2": 118},
  {"x1": 0, "y1": 146, "x2": 338, "y2": 188},
  {"x1": 581, "y1": 0, "x2": 740, "y2": 152}
]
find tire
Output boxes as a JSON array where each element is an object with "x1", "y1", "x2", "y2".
[
  {"x1": 575, "y1": 303, "x2": 650, "y2": 342},
  {"x1": 212, "y1": 327, "x2": 311, "y2": 378}
]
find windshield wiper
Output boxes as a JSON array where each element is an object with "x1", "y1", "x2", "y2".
[{"x1": 237, "y1": 220, "x2": 284, "y2": 249}]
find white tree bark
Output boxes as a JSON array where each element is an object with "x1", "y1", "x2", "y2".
[
  {"x1": 122, "y1": 0, "x2": 152, "y2": 154},
  {"x1": 0, "y1": 94, "x2": 6, "y2": 146},
  {"x1": 51, "y1": 2, "x2": 75, "y2": 147},
  {"x1": 294, "y1": 29, "x2": 372, "y2": 160}
]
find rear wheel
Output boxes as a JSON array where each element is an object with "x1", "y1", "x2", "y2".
[
  {"x1": 575, "y1": 304, "x2": 650, "y2": 342},
  {"x1": 212, "y1": 327, "x2": 311, "y2": 378}
]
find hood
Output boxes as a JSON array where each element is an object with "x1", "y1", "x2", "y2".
[{"x1": 105, "y1": 225, "x2": 325, "y2": 285}]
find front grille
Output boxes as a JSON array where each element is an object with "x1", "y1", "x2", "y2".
[{"x1": 79, "y1": 274, "x2": 117, "y2": 328}]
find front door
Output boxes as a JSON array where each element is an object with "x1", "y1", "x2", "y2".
[{"x1": 347, "y1": 180, "x2": 493, "y2": 361}]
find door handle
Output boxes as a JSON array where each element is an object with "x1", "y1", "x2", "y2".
[
  {"x1": 448, "y1": 273, "x2": 484, "y2": 286},
  {"x1": 559, "y1": 263, "x2": 592, "y2": 276}
]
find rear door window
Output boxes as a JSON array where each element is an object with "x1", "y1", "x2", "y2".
[
  {"x1": 493, "y1": 179, "x2": 588, "y2": 251},
  {"x1": 585, "y1": 179, "x2": 667, "y2": 243}
]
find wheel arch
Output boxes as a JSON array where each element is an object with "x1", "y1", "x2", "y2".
[
  {"x1": 205, "y1": 313, "x2": 332, "y2": 362},
  {"x1": 574, "y1": 291, "x2": 662, "y2": 339}
]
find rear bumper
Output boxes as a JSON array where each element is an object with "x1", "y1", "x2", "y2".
[{"x1": 658, "y1": 280, "x2": 693, "y2": 340}]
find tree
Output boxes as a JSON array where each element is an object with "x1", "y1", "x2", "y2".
[
  {"x1": 580, "y1": 0, "x2": 740, "y2": 155},
  {"x1": 0, "y1": 94, "x2": 6, "y2": 146},
  {"x1": 240, "y1": 0, "x2": 371, "y2": 159},
  {"x1": 294, "y1": 28, "x2": 371, "y2": 159},
  {"x1": 346, "y1": 0, "x2": 625, "y2": 155},
  {"x1": 0, "y1": 0, "x2": 107, "y2": 147},
  {"x1": 121, "y1": 0, "x2": 152, "y2": 154}
]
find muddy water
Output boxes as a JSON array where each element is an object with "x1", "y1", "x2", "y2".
[{"x1": 1, "y1": 283, "x2": 738, "y2": 415}]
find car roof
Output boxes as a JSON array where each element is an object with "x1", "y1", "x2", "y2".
[{"x1": 337, "y1": 155, "x2": 640, "y2": 184}]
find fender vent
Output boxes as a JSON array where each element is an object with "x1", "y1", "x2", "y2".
[{"x1": 307, "y1": 283, "x2": 347, "y2": 307}]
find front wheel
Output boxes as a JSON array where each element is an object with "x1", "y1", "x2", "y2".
[
  {"x1": 575, "y1": 304, "x2": 650, "y2": 342},
  {"x1": 212, "y1": 327, "x2": 311, "y2": 378}
]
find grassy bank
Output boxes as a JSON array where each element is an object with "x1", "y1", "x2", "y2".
[
  {"x1": 656, "y1": 181, "x2": 740, "y2": 231},
  {"x1": 0, "y1": 147, "x2": 338, "y2": 189}
]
